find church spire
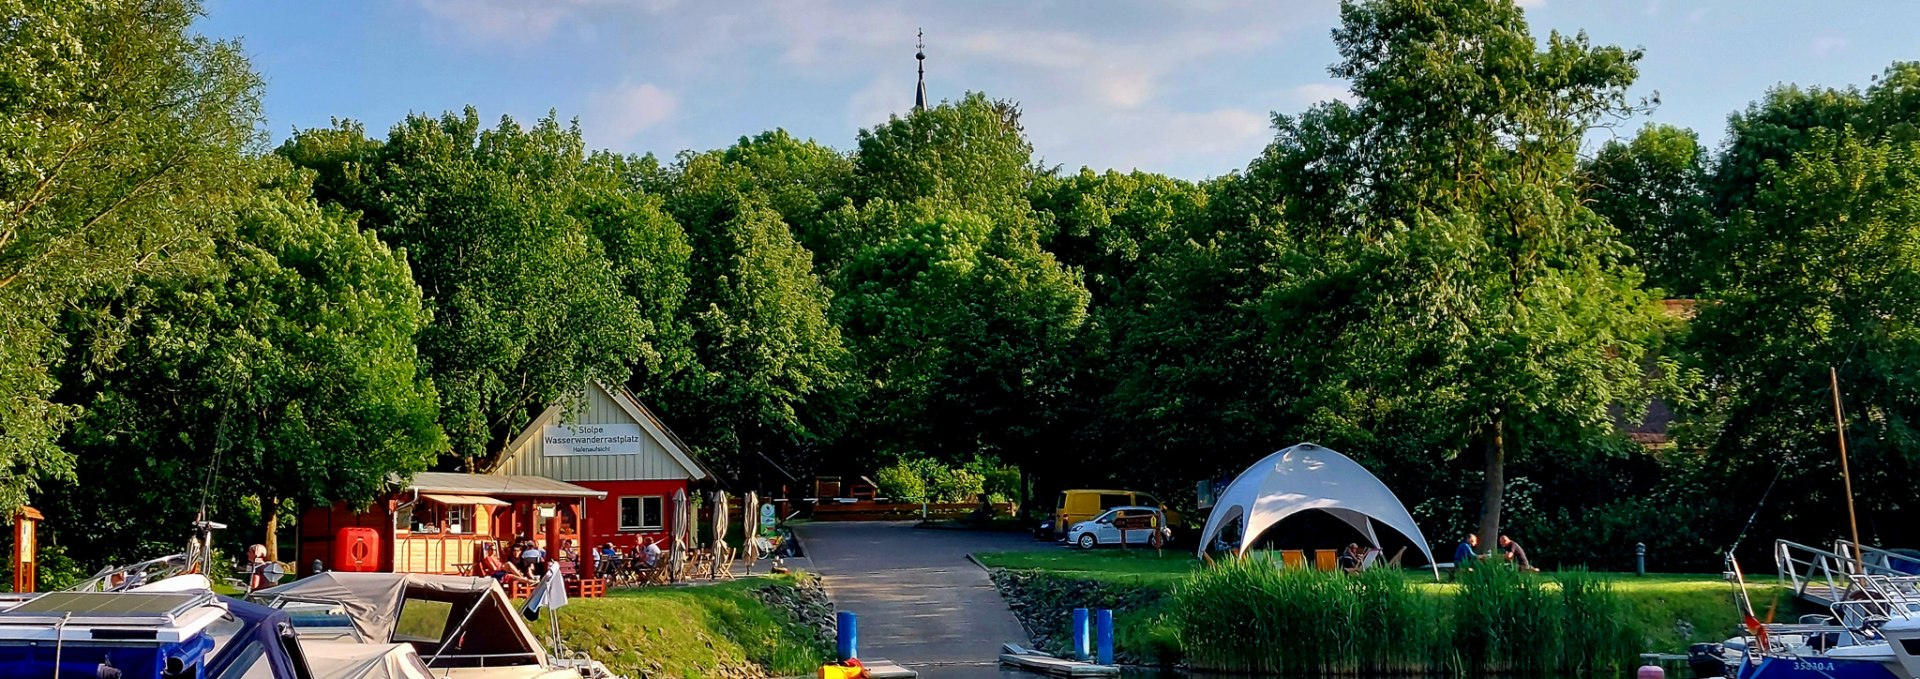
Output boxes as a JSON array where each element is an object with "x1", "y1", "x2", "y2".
[{"x1": 914, "y1": 29, "x2": 927, "y2": 112}]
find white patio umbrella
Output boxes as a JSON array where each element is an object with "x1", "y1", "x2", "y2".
[
  {"x1": 669, "y1": 488, "x2": 687, "y2": 581},
  {"x1": 741, "y1": 491, "x2": 759, "y2": 574},
  {"x1": 711, "y1": 491, "x2": 729, "y2": 579}
]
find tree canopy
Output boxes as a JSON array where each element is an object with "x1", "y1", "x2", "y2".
[{"x1": 14, "y1": 0, "x2": 1920, "y2": 574}]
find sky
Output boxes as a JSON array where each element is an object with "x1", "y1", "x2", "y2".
[{"x1": 197, "y1": 0, "x2": 1920, "y2": 181}]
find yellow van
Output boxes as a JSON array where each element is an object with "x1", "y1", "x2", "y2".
[{"x1": 1047, "y1": 489, "x2": 1178, "y2": 539}]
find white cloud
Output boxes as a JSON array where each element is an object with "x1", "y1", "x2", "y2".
[
  {"x1": 1685, "y1": 7, "x2": 1709, "y2": 22},
  {"x1": 1515, "y1": 0, "x2": 1546, "y2": 7},
  {"x1": 1811, "y1": 36, "x2": 1849, "y2": 58},
  {"x1": 1287, "y1": 82, "x2": 1357, "y2": 107},
  {"x1": 584, "y1": 83, "x2": 680, "y2": 147},
  {"x1": 846, "y1": 74, "x2": 912, "y2": 130},
  {"x1": 1028, "y1": 106, "x2": 1271, "y2": 175}
]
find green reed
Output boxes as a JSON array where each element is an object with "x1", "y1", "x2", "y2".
[{"x1": 1173, "y1": 559, "x2": 1638, "y2": 676}]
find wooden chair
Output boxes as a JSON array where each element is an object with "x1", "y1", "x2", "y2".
[
  {"x1": 1385, "y1": 546, "x2": 1407, "y2": 568},
  {"x1": 714, "y1": 547, "x2": 735, "y2": 580},
  {"x1": 1280, "y1": 549, "x2": 1307, "y2": 569},
  {"x1": 1313, "y1": 550, "x2": 1340, "y2": 572}
]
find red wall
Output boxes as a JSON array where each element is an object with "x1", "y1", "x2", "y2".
[{"x1": 574, "y1": 480, "x2": 691, "y2": 550}]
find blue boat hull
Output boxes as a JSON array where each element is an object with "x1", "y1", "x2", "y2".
[{"x1": 1738, "y1": 653, "x2": 1901, "y2": 679}]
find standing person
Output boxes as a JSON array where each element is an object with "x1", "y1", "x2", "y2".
[
  {"x1": 1499, "y1": 535, "x2": 1535, "y2": 571},
  {"x1": 1453, "y1": 534, "x2": 1479, "y2": 571}
]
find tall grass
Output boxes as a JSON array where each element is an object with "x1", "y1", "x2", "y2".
[{"x1": 1173, "y1": 560, "x2": 1638, "y2": 676}]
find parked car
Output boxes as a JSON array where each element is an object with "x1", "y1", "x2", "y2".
[
  {"x1": 1043, "y1": 489, "x2": 1180, "y2": 540},
  {"x1": 1066, "y1": 506, "x2": 1169, "y2": 549}
]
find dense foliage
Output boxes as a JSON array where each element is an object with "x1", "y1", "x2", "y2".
[{"x1": 8, "y1": 0, "x2": 1920, "y2": 573}]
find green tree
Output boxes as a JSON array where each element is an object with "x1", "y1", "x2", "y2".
[
  {"x1": 1582, "y1": 124, "x2": 1715, "y2": 296},
  {"x1": 52, "y1": 163, "x2": 442, "y2": 562},
  {"x1": 575, "y1": 151, "x2": 696, "y2": 390},
  {"x1": 653, "y1": 151, "x2": 850, "y2": 477},
  {"x1": 1710, "y1": 62, "x2": 1920, "y2": 217},
  {"x1": 715, "y1": 130, "x2": 853, "y2": 266},
  {"x1": 1267, "y1": 0, "x2": 1669, "y2": 548},
  {"x1": 0, "y1": 0, "x2": 263, "y2": 510},
  {"x1": 280, "y1": 111, "x2": 648, "y2": 469},
  {"x1": 835, "y1": 203, "x2": 1090, "y2": 486},
  {"x1": 1684, "y1": 129, "x2": 1920, "y2": 549}
]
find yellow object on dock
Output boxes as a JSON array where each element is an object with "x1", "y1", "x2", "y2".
[{"x1": 818, "y1": 664, "x2": 866, "y2": 679}]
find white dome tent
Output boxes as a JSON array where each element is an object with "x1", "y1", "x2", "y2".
[{"x1": 1197, "y1": 443, "x2": 1439, "y2": 578}]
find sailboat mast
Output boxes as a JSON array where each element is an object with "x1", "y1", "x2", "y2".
[{"x1": 1830, "y1": 366, "x2": 1865, "y2": 575}]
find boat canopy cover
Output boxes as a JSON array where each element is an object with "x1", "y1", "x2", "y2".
[
  {"x1": 302, "y1": 641, "x2": 434, "y2": 679},
  {"x1": 1196, "y1": 443, "x2": 1438, "y2": 574},
  {"x1": 252, "y1": 572, "x2": 544, "y2": 666}
]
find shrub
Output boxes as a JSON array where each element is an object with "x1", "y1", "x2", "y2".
[{"x1": 875, "y1": 462, "x2": 926, "y2": 502}]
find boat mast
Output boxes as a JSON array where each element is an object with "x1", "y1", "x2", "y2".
[{"x1": 1830, "y1": 366, "x2": 1864, "y2": 575}]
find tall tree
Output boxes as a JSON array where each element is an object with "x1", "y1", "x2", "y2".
[
  {"x1": 653, "y1": 150, "x2": 850, "y2": 477},
  {"x1": 1582, "y1": 124, "x2": 1715, "y2": 296},
  {"x1": 834, "y1": 203, "x2": 1089, "y2": 483},
  {"x1": 0, "y1": 0, "x2": 263, "y2": 510},
  {"x1": 1685, "y1": 129, "x2": 1920, "y2": 549},
  {"x1": 1267, "y1": 0, "x2": 1669, "y2": 548},
  {"x1": 280, "y1": 111, "x2": 647, "y2": 469},
  {"x1": 53, "y1": 163, "x2": 442, "y2": 561}
]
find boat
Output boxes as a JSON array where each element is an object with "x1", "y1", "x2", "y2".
[
  {"x1": 1718, "y1": 574, "x2": 1920, "y2": 679},
  {"x1": 251, "y1": 571, "x2": 618, "y2": 679},
  {"x1": 0, "y1": 580, "x2": 313, "y2": 678}
]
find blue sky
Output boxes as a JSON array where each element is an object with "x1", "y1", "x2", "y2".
[{"x1": 198, "y1": 1, "x2": 1920, "y2": 180}]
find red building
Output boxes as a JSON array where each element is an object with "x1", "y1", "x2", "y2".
[{"x1": 491, "y1": 381, "x2": 713, "y2": 552}]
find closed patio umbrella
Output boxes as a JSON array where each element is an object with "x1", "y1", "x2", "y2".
[
  {"x1": 741, "y1": 491, "x2": 759, "y2": 574},
  {"x1": 711, "y1": 491, "x2": 729, "y2": 579},
  {"x1": 669, "y1": 488, "x2": 687, "y2": 581}
]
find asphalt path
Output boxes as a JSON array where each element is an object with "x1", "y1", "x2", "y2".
[{"x1": 789, "y1": 521, "x2": 1053, "y2": 679}]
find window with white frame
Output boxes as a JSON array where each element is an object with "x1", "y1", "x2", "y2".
[{"x1": 619, "y1": 496, "x2": 664, "y2": 531}]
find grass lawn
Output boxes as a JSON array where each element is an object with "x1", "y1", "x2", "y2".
[
  {"x1": 979, "y1": 547, "x2": 1789, "y2": 655},
  {"x1": 975, "y1": 547, "x2": 1198, "y2": 585},
  {"x1": 555, "y1": 574, "x2": 830, "y2": 679}
]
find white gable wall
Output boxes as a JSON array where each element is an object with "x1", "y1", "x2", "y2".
[{"x1": 494, "y1": 383, "x2": 699, "y2": 482}]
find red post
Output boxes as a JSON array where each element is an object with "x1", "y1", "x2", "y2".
[{"x1": 545, "y1": 506, "x2": 562, "y2": 560}]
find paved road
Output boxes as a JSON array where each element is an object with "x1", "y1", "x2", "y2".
[{"x1": 790, "y1": 521, "x2": 1050, "y2": 679}]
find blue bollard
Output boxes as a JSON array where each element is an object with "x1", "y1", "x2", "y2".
[
  {"x1": 836, "y1": 611, "x2": 858, "y2": 661},
  {"x1": 1096, "y1": 609, "x2": 1114, "y2": 665},
  {"x1": 1072, "y1": 607, "x2": 1090, "y2": 661}
]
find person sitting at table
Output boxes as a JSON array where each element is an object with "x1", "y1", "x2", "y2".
[
  {"x1": 478, "y1": 543, "x2": 531, "y2": 585},
  {"x1": 520, "y1": 542, "x2": 548, "y2": 577},
  {"x1": 642, "y1": 537, "x2": 663, "y2": 567}
]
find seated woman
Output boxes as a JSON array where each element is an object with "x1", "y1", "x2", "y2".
[{"x1": 478, "y1": 543, "x2": 532, "y2": 585}]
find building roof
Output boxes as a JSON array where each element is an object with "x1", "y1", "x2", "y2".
[
  {"x1": 404, "y1": 472, "x2": 606, "y2": 499},
  {"x1": 493, "y1": 381, "x2": 711, "y2": 482}
]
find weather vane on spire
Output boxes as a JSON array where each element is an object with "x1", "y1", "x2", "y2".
[{"x1": 914, "y1": 28, "x2": 928, "y2": 112}]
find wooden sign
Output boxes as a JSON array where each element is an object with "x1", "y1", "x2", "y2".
[
  {"x1": 13, "y1": 506, "x2": 42, "y2": 593},
  {"x1": 1113, "y1": 515, "x2": 1156, "y2": 531}
]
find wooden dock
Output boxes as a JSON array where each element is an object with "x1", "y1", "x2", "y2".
[
  {"x1": 998, "y1": 644, "x2": 1119, "y2": 677},
  {"x1": 861, "y1": 658, "x2": 916, "y2": 679}
]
